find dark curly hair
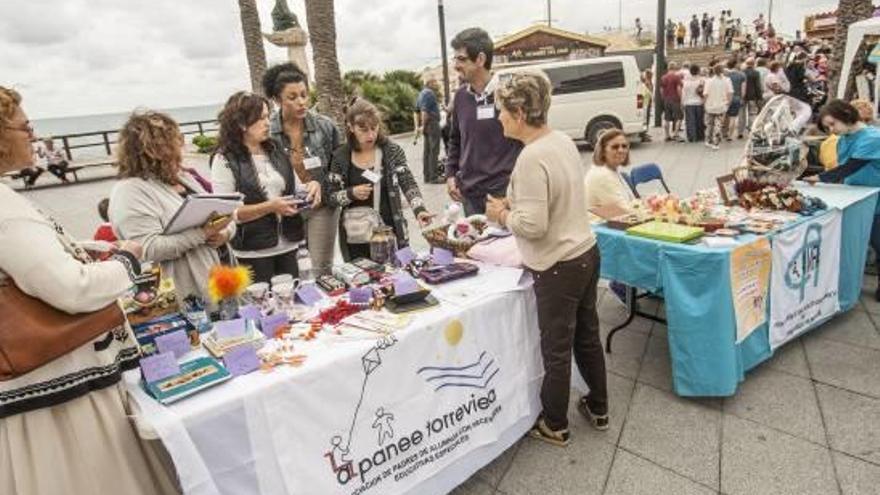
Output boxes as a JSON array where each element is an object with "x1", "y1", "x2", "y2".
[
  {"x1": 216, "y1": 91, "x2": 273, "y2": 164},
  {"x1": 262, "y1": 62, "x2": 308, "y2": 100},
  {"x1": 818, "y1": 99, "x2": 861, "y2": 132}
]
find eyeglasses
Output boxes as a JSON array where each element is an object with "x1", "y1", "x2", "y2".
[{"x1": 610, "y1": 144, "x2": 630, "y2": 150}]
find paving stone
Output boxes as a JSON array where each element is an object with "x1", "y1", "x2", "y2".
[
  {"x1": 497, "y1": 435, "x2": 615, "y2": 495},
  {"x1": 449, "y1": 476, "x2": 496, "y2": 495},
  {"x1": 720, "y1": 414, "x2": 839, "y2": 495},
  {"x1": 474, "y1": 440, "x2": 521, "y2": 488},
  {"x1": 816, "y1": 384, "x2": 880, "y2": 465},
  {"x1": 804, "y1": 338, "x2": 880, "y2": 399},
  {"x1": 604, "y1": 449, "x2": 716, "y2": 495},
  {"x1": 601, "y1": 327, "x2": 649, "y2": 380},
  {"x1": 806, "y1": 309, "x2": 880, "y2": 351},
  {"x1": 763, "y1": 339, "x2": 810, "y2": 379},
  {"x1": 619, "y1": 384, "x2": 721, "y2": 488},
  {"x1": 833, "y1": 452, "x2": 880, "y2": 495},
  {"x1": 723, "y1": 367, "x2": 826, "y2": 445},
  {"x1": 569, "y1": 372, "x2": 636, "y2": 446}
]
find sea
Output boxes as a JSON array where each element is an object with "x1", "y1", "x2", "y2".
[{"x1": 31, "y1": 103, "x2": 222, "y2": 161}]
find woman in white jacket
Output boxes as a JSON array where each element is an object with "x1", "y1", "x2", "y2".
[{"x1": 584, "y1": 128, "x2": 635, "y2": 213}]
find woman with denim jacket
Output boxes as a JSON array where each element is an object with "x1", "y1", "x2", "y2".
[{"x1": 264, "y1": 63, "x2": 341, "y2": 276}]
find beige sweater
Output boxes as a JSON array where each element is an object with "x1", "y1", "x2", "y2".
[
  {"x1": 504, "y1": 130, "x2": 596, "y2": 271},
  {"x1": 584, "y1": 164, "x2": 634, "y2": 212}
]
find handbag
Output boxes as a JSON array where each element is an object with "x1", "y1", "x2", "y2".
[
  {"x1": 0, "y1": 277, "x2": 126, "y2": 381},
  {"x1": 343, "y1": 152, "x2": 386, "y2": 244}
]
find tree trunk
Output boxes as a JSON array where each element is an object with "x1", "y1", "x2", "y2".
[
  {"x1": 237, "y1": 0, "x2": 268, "y2": 95},
  {"x1": 827, "y1": 0, "x2": 874, "y2": 100},
  {"x1": 304, "y1": 0, "x2": 346, "y2": 126}
]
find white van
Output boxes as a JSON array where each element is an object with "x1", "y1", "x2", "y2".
[{"x1": 498, "y1": 56, "x2": 647, "y2": 148}]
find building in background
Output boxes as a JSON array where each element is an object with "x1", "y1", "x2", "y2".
[{"x1": 493, "y1": 24, "x2": 610, "y2": 67}]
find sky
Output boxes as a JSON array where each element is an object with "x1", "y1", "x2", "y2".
[{"x1": 0, "y1": 0, "x2": 839, "y2": 119}]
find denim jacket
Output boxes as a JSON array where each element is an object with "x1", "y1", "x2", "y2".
[{"x1": 269, "y1": 109, "x2": 341, "y2": 204}]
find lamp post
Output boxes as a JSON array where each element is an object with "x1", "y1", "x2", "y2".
[
  {"x1": 438, "y1": 0, "x2": 451, "y2": 106},
  {"x1": 654, "y1": 0, "x2": 667, "y2": 128}
]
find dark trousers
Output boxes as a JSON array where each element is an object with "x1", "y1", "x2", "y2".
[
  {"x1": 47, "y1": 161, "x2": 69, "y2": 181},
  {"x1": 423, "y1": 120, "x2": 442, "y2": 183},
  {"x1": 684, "y1": 105, "x2": 706, "y2": 142},
  {"x1": 531, "y1": 247, "x2": 607, "y2": 431},
  {"x1": 463, "y1": 194, "x2": 487, "y2": 216},
  {"x1": 238, "y1": 250, "x2": 299, "y2": 283}
]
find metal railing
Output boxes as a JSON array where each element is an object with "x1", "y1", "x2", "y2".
[{"x1": 49, "y1": 119, "x2": 219, "y2": 162}]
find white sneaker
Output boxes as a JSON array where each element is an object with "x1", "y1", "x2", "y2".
[
  {"x1": 704, "y1": 141, "x2": 713, "y2": 148},
  {"x1": 711, "y1": 144, "x2": 720, "y2": 151}
]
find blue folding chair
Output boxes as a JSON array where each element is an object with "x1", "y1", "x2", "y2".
[{"x1": 627, "y1": 163, "x2": 670, "y2": 198}]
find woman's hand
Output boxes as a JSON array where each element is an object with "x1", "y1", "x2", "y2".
[
  {"x1": 417, "y1": 211, "x2": 434, "y2": 226},
  {"x1": 485, "y1": 195, "x2": 508, "y2": 224},
  {"x1": 202, "y1": 215, "x2": 232, "y2": 238},
  {"x1": 115, "y1": 240, "x2": 144, "y2": 260},
  {"x1": 267, "y1": 197, "x2": 299, "y2": 216},
  {"x1": 306, "y1": 180, "x2": 322, "y2": 208},
  {"x1": 351, "y1": 184, "x2": 373, "y2": 201},
  {"x1": 803, "y1": 175, "x2": 820, "y2": 185},
  {"x1": 205, "y1": 230, "x2": 231, "y2": 248}
]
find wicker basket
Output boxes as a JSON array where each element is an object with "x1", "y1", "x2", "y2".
[{"x1": 421, "y1": 224, "x2": 478, "y2": 258}]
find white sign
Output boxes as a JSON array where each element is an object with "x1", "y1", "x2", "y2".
[{"x1": 769, "y1": 210, "x2": 842, "y2": 350}]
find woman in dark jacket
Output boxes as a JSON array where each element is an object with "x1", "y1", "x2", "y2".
[
  {"x1": 326, "y1": 99, "x2": 433, "y2": 261},
  {"x1": 212, "y1": 91, "x2": 316, "y2": 282}
]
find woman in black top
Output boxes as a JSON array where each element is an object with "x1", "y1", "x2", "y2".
[{"x1": 326, "y1": 99, "x2": 432, "y2": 261}]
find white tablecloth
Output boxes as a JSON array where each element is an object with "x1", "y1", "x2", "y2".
[{"x1": 125, "y1": 266, "x2": 542, "y2": 495}]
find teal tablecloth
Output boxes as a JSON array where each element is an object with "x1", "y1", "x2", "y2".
[{"x1": 595, "y1": 183, "x2": 879, "y2": 396}]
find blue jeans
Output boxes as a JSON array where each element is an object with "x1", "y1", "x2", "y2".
[{"x1": 684, "y1": 105, "x2": 705, "y2": 142}]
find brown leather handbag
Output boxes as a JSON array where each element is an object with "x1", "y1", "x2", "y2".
[{"x1": 0, "y1": 278, "x2": 126, "y2": 381}]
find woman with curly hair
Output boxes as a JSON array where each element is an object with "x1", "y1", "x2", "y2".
[
  {"x1": 110, "y1": 110, "x2": 236, "y2": 303},
  {"x1": 263, "y1": 62, "x2": 340, "y2": 276},
  {"x1": 212, "y1": 91, "x2": 311, "y2": 282},
  {"x1": 0, "y1": 87, "x2": 174, "y2": 494}
]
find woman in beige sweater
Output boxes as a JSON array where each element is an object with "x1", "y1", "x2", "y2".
[
  {"x1": 584, "y1": 128, "x2": 634, "y2": 213},
  {"x1": 486, "y1": 71, "x2": 608, "y2": 447}
]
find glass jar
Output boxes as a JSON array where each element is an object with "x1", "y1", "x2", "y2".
[{"x1": 369, "y1": 226, "x2": 397, "y2": 265}]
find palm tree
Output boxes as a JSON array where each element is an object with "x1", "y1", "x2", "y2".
[
  {"x1": 828, "y1": 0, "x2": 874, "y2": 99},
  {"x1": 304, "y1": 0, "x2": 346, "y2": 126},
  {"x1": 237, "y1": 0, "x2": 268, "y2": 95}
]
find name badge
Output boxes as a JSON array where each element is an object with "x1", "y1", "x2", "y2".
[
  {"x1": 303, "y1": 156, "x2": 322, "y2": 170},
  {"x1": 476, "y1": 104, "x2": 495, "y2": 120},
  {"x1": 361, "y1": 169, "x2": 381, "y2": 184}
]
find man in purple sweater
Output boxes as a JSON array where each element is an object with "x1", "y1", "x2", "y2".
[{"x1": 446, "y1": 28, "x2": 523, "y2": 215}]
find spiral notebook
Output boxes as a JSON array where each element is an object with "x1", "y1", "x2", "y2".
[{"x1": 163, "y1": 193, "x2": 243, "y2": 234}]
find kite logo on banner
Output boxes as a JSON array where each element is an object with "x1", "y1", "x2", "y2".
[
  {"x1": 783, "y1": 224, "x2": 823, "y2": 303},
  {"x1": 769, "y1": 210, "x2": 841, "y2": 350}
]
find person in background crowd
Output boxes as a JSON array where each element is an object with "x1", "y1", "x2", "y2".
[
  {"x1": 18, "y1": 138, "x2": 44, "y2": 187},
  {"x1": 805, "y1": 100, "x2": 880, "y2": 300},
  {"x1": 743, "y1": 57, "x2": 764, "y2": 134},
  {"x1": 660, "y1": 62, "x2": 684, "y2": 142},
  {"x1": 754, "y1": 13, "x2": 766, "y2": 35},
  {"x1": 212, "y1": 91, "x2": 310, "y2": 283},
  {"x1": 764, "y1": 61, "x2": 791, "y2": 99},
  {"x1": 641, "y1": 69, "x2": 654, "y2": 134},
  {"x1": 786, "y1": 52, "x2": 810, "y2": 104},
  {"x1": 704, "y1": 64, "x2": 733, "y2": 150},
  {"x1": 485, "y1": 71, "x2": 607, "y2": 447},
  {"x1": 414, "y1": 79, "x2": 444, "y2": 184},
  {"x1": 723, "y1": 58, "x2": 746, "y2": 141},
  {"x1": 264, "y1": 62, "x2": 341, "y2": 277},
  {"x1": 690, "y1": 15, "x2": 701, "y2": 48},
  {"x1": 676, "y1": 21, "x2": 687, "y2": 49},
  {"x1": 110, "y1": 111, "x2": 235, "y2": 304},
  {"x1": 635, "y1": 17, "x2": 643, "y2": 40},
  {"x1": 36, "y1": 138, "x2": 70, "y2": 183},
  {"x1": 327, "y1": 99, "x2": 432, "y2": 261},
  {"x1": 93, "y1": 197, "x2": 118, "y2": 242},
  {"x1": 666, "y1": 19, "x2": 676, "y2": 47},
  {"x1": 755, "y1": 33, "x2": 769, "y2": 55},
  {"x1": 446, "y1": 27, "x2": 522, "y2": 216},
  {"x1": 682, "y1": 64, "x2": 707, "y2": 143},
  {"x1": 756, "y1": 57, "x2": 770, "y2": 89},
  {"x1": 0, "y1": 85, "x2": 174, "y2": 495}
]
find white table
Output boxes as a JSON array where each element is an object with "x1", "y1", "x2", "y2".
[{"x1": 126, "y1": 266, "x2": 542, "y2": 495}]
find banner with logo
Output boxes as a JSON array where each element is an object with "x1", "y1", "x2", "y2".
[
  {"x1": 730, "y1": 238, "x2": 772, "y2": 343},
  {"x1": 769, "y1": 210, "x2": 842, "y2": 350},
  {"x1": 260, "y1": 292, "x2": 543, "y2": 495}
]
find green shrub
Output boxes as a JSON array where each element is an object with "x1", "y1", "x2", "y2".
[{"x1": 192, "y1": 134, "x2": 218, "y2": 154}]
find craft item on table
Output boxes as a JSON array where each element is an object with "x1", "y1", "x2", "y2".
[
  {"x1": 223, "y1": 344, "x2": 261, "y2": 377},
  {"x1": 348, "y1": 286, "x2": 374, "y2": 304},
  {"x1": 155, "y1": 329, "x2": 192, "y2": 359},
  {"x1": 272, "y1": 282, "x2": 297, "y2": 313},
  {"x1": 392, "y1": 273, "x2": 421, "y2": 296},
  {"x1": 333, "y1": 263, "x2": 371, "y2": 287},
  {"x1": 369, "y1": 226, "x2": 398, "y2": 265},
  {"x1": 207, "y1": 264, "x2": 253, "y2": 320},
  {"x1": 140, "y1": 352, "x2": 180, "y2": 384},
  {"x1": 238, "y1": 304, "x2": 262, "y2": 320},
  {"x1": 259, "y1": 313, "x2": 289, "y2": 339},
  {"x1": 432, "y1": 247, "x2": 455, "y2": 266},
  {"x1": 423, "y1": 214, "x2": 490, "y2": 257},
  {"x1": 467, "y1": 235, "x2": 522, "y2": 268},
  {"x1": 742, "y1": 95, "x2": 809, "y2": 187},
  {"x1": 318, "y1": 299, "x2": 369, "y2": 326},
  {"x1": 735, "y1": 181, "x2": 828, "y2": 214},
  {"x1": 270, "y1": 273, "x2": 296, "y2": 289},
  {"x1": 339, "y1": 311, "x2": 412, "y2": 334},
  {"x1": 123, "y1": 271, "x2": 181, "y2": 326},
  {"x1": 350, "y1": 257, "x2": 387, "y2": 280},
  {"x1": 715, "y1": 228, "x2": 741, "y2": 237},
  {"x1": 203, "y1": 325, "x2": 266, "y2": 358},
  {"x1": 643, "y1": 193, "x2": 714, "y2": 226},
  {"x1": 182, "y1": 295, "x2": 212, "y2": 334},
  {"x1": 442, "y1": 202, "x2": 464, "y2": 225},
  {"x1": 132, "y1": 313, "x2": 195, "y2": 356},
  {"x1": 694, "y1": 218, "x2": 726, "y2": 232},
  {"x1": 626, "y1": 221, "x2": 705, "y2": 243},
  {"x1": 142, "y1": 356, "x2": 231, "y2": 405},
  {"x1": 419, "y1": 262, "x2": 480, "y2": 285},
  {"x1": 215, "y1": 318, "x2": 247, "y2": 340},
  {"x1": 295, "y1": 283, "x2": 325, "y2": 306},
  {"x1": 316, "y1": 275, "x2": 348, "y2": 296},
  {"x1": 257, "y1": 338, "x2": 307, "y2": 372},
  {"x1": 395, "y1": 247, "x2": 416, "y2": 267}
]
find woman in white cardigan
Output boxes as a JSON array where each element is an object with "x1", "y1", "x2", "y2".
[
  {"x1": 0, "y1": 87, "x2": 173, "y2": 494},
  {"x1": 110, "y1": 111, "x2": 235, "y2": 304},
  {"x1": 584, "y1": 128, "x2": 635, "y2": 213}
]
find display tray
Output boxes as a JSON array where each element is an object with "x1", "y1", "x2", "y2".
[
  {"x1": 384, "y1": 294, "x2": 440, "y2": 314},
  {"x1": 143, "y1": 356, "x2": 231, "y2": 405},
  {"x1": 626, "y1": 220, "x2": 705, "y2": 243}
]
